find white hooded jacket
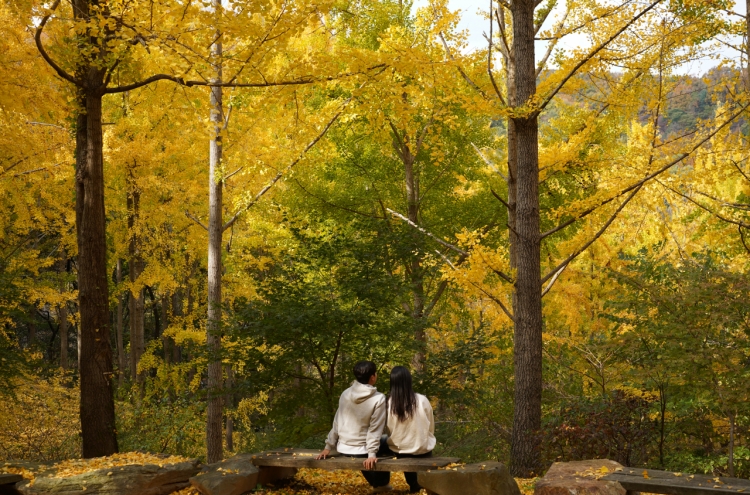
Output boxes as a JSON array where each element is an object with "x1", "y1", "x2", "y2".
[{"x1": 324, "y1": 381, "x2": 386, "y2": 458}]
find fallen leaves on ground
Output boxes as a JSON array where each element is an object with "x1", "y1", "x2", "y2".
[
  {"x1": 173, "y1": 469, "x2": 539, "y2": 495},
  {"x1": 2, "y1": 452, "x2": 192, "y2": 481}
]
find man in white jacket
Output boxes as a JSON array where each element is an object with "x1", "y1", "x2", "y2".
[{"x1": 317, "y1": 361, "x2": 391, "y2": 492}]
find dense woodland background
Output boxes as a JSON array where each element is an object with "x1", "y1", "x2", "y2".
[{"x1": 1, "y1": 0, "x2": 750, "y2": 479}]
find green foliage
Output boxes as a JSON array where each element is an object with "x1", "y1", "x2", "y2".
[
  {"x1": 116, "y1": 394, "x2": 207, "y2": 460},
  {"x1": 228, "y1": 213, "x2": 415, "y2": 445}
]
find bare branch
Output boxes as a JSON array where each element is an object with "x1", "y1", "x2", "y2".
[
  {"x1": 541, "y1": 184, "x2": 642, "y2": 283},
  {"x1": 387, "y1": 208, "x2": 469, "y2": 256},
  {"x1": 105, "y1": 64, "x2": 387, "y2": 94},
  {"x1": 740, "y1": 226, "x2": 750, "y2": 255},
  {"x1": 473, "y1": 142, "x2": 507, "y2": 181},
  {"x1": 536, "y1": 4, "x2": 570, "y2": 78},
  {"x1": 491, "y1": 188, "x2": 510, "y2": 210},
  {"x1": 731, "y1": 158, "x2": 750, "y2": 183},
  {"x1": 534, "y1": 0, "x2": 558, "y2": 34},
  {"x1": 185, "y1": 210, "x2": 208, "y2": 231},
  {"x1": 27, "y1": 121, "x2": 66, "y2": 131},
  {"x1": 541, "y1": 262, "x2": 568, "y2": 297},
  {"x1": 438, "y1": 31, "x2": 490, "y2": 100},
  {"x1": 34, "y1": 0, "x2": 78, "y2": 86},
  {"x1": 487, "y1": 6, "x2": 507, "y2": 106},
  {"x1": 224, "y1": 166, "x2": 244, "y2": 181}
]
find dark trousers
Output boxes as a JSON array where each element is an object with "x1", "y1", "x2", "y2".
[{"x1": 354, "y1": 438, "x2": 433, "y2": 492}]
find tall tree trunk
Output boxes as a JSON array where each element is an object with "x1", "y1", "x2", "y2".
[
  {"x1": 510, "y1": 0, "x2": 542, "y2": 476},
  {"x1": 225, "y1": 365, "x2": 234, "y2": 452},
  {"x1": 402, "y1": 146, "x2": 426, "y2": 372},
  {"x1": 729, "y1": 412, "x2": 736, "y2": 477},
  {"x1": 116, "y1": 259, "x2": 125, "y2": 385},
  {"x1": 76, "y1": 88, "x2": 118, "y2": 457},
  {"x1": 59, "y1": 305, "x2": 68, "y2": 370},
  {"x1": 171, "y1": 289, "x2": 182, "y2": 363},
  {"x1": 28, "y1": 319, "x2": 36, "y2": 347},
  {"x1": 162, "y1": 291, "x2": 171, "y2": 363},
  {"x1": 58, "y1": 254, "x2": 69, "y2": 370},
  {"x1": 127, "y1": 180, "x2": 145, "y2": 384},
  {"x1": 206, "y1": 10, "x2": 225, "y2": 463}
]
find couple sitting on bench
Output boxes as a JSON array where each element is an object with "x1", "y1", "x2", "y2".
[{"x1": 316, "y1": 361, "x2": 435, "y2": 494}]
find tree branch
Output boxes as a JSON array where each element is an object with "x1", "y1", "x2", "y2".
[
  {"x1": 490, "y1": 188, "x2": 510, "y2": 210},
  {"x1": 437, "y1": 248, "x2": 514, "y2": 321},
  {"x1": 659, "y1": 181, "x2": 750, "y2": 229},
  {"x1": 487, "y1": 5, "x2": 507, "y2": 106},
  {"x1": 104, "y1": 64, "x2": 387, "y2": 94},
  {"x1": 541, "y1": 101, "x2": 750, "y2": 239},
  {"x1": 222, "y1": 95, "x2": 353, "y2": 231},
  {"x1": 539, "y1": 0, "x2": 663, "y2": 112},
  {"x1": 185, "y1": 210, "x2": 208, "y2": 231},
  {"x1": 386, "y1": 208, "x2": 468, "y2": 257},
  {"x1": 473, "y1": 142, "x2": 507, "y2": 181},
  {"x1": 541, "y1": 184, "x2": 642, "y2": 283},
  {"x1": 740, "y1": 226, "x2": 750, "y2": 255},
  {"x1": 34, "y1": 0, "x2": 78, "y2": 86},
  {"x1": 541, "y1": 262, "x2": 568, "y2": 297}
]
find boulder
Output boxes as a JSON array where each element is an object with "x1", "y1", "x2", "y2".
[
  {"x1": 534, "y1": 459, "x2": 628, "y2": 495},
  {"x1": 16, "y1": 459, "x2": 201, "y2": 495},
  {"x1": 418, "y1": 461, "x2": 521, "y2": 495},
  {"x1": 189, "y1": 454, "x2": 259, "y2": 495}
]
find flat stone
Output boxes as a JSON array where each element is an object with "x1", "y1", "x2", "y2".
[
  {"x1": 418, "y1": 461, "x2": 521, "y2": 495},
  {"x1": 16, "y1": 459, "x2": 201, "y2": 495},
  {"x1": 189, "y1": 454, "x2": 259, "y2": 495},
  {"x1": 535, "y1": 459, "x2": 628, "y2": 495}
]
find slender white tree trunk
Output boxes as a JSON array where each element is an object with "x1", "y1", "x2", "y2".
[{"x1": 206, "y1": 3, "x2": 225, "y2": 463}]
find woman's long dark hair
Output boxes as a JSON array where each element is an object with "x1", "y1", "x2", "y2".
[{"x1": 388, "y1": 366, "x2": 417, "y2": 423}]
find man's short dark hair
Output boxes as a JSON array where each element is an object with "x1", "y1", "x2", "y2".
[{"x1": 353, "y1": 361, "x2": 377, "y2": 384}]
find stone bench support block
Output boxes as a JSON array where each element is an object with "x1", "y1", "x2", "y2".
[
  {"x1": 418, "y1": 461, "x2": 522, "y2": 495},
  {"x1": 189, "y1": 454, "x2": 260, "y2": 495},
  {"x1": 535, "y1": 459, "x2": 628, "y2": 495}
]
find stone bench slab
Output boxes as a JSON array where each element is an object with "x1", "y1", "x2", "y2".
[
  {"x1": 0, "y1": 474, "x2": 22, "y2": 485},
  {"x1": 602, "y1": 470, "x2": 750, "y2": 495},
  {"x1": 251, "y1": 449, "x2": 460, "y2": 472}
]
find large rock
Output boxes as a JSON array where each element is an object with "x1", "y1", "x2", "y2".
[
  {"x1": 16, "y1": 459, "x2": 201, "y2": 495},
  {"x1": 418, "y1": 461, "x2": 521, "y2": 495},
  {"x1": 535, "y1": 459, "x2": 628, "y2": 495},
  {"x1": 189, "y1": 454, "x2": 259, "y2": 495}
]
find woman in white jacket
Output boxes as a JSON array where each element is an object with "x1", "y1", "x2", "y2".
[{"x1": 383, "y1": 366, "x2": 436, "y2": 493}]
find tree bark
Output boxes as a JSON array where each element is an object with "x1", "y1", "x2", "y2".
[
  {"x1": 162, "y1": 291, "x2": 171, "y2": 363},
  {"x1": 76, "y1": 88, "x2": 118, "y2": 457},
  {"x1": 59, "y1": 304, "x2": 69, "y2": 370},
  {"x1": 225, "y1": 365, "x2": 234, "y2": 452},
  {"x1": 116, "y1": 259, "x2": 125, "y2": 385},
  {"x1": 729, "y1": 412, "x2": 736, "y2": 477},
  {"x1": 206, "y1": 10, "x2": 225, "y2": 463},
  {"x1": 28, "y1": 318, "x2": 36, "y2": 347},
  {"x1": 509, "y1": 0, "x2": 542, "y2": 476},
  {"x1": 127, "y1": 177, "x2": 145, "y2": 384},
  {"x1": 401, "y1": 139, "x2": 427, "y2": 372},
  {"x1": 171, "y1": 289, "x2": 182, "y2": 363}
]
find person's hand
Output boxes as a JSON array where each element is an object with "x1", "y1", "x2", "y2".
[
  {"x1": 363, "y1": 457, "x2": 378, "y2": 469},
  {"x1": 316, "y1": 449, "x2": 330, "y2": 460}
]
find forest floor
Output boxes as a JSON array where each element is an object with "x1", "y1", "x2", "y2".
[{"x1": 174, "y1": 468, "x2": 538, "y2": 495}]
